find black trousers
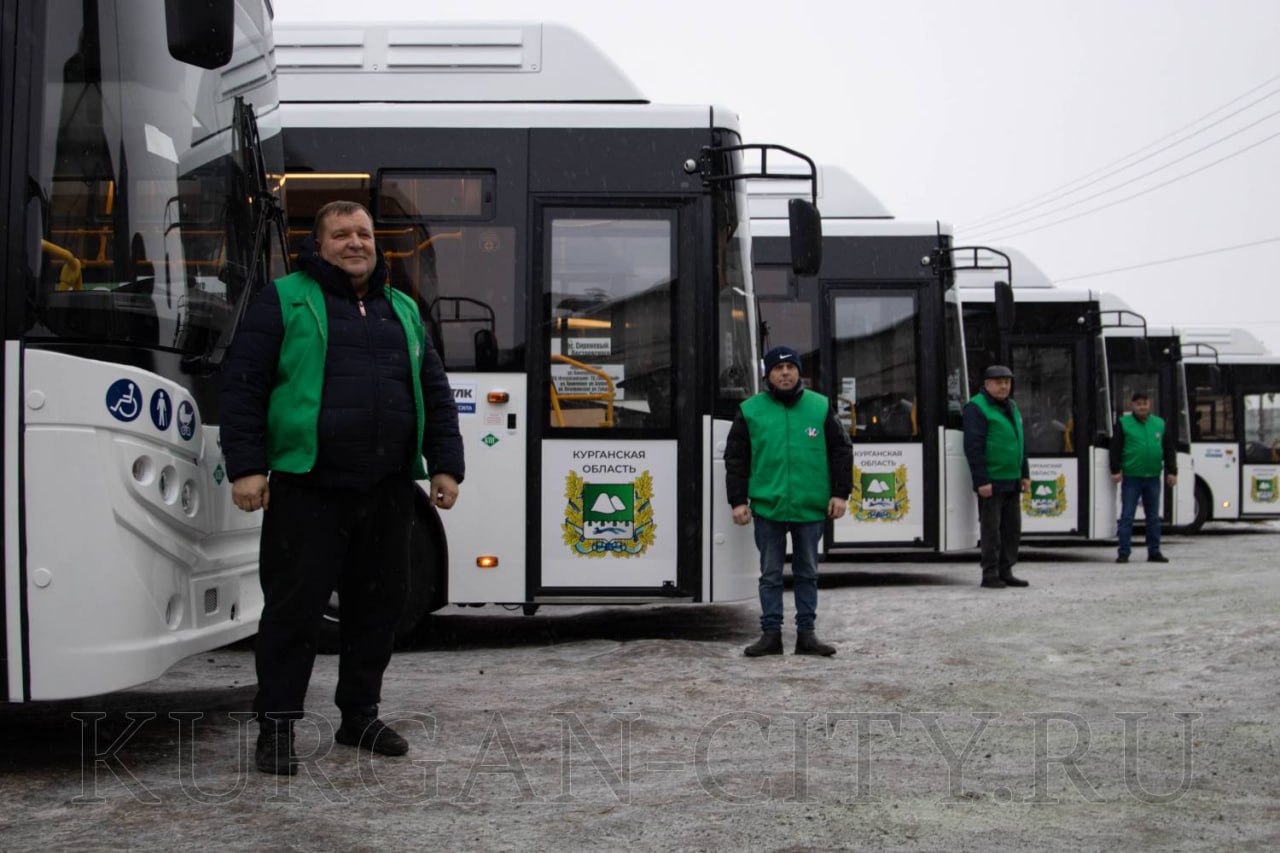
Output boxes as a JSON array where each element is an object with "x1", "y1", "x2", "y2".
[
  {"x1": 253, "y1": 474, "x2": 414, "y2": 721},
  {"x1": 978, "y1": 489, "x2": 1022, "y2": 583}
]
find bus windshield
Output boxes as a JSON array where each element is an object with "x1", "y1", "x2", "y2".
[{"x1": 26, "y1": 0, "x2": 278, "y2": 357}]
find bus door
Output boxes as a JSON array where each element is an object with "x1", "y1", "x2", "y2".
[
  {"x1": 1010, "y1": 337, "x2": 1097, "y2": 535},
  {"x1": 532, "y1": 203, "x2": 698, "y2": 600},
  {"x1": 825, "y1": 286, "x2": 935, "y2": 549},
  {"x1": 1240, "y1": 386, "x2": 1280, "y2": 517}
]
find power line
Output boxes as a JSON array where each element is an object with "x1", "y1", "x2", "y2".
[
  {"x1": 960, "y1": 72, "x2": 1280, "y2": 230},
  {"x1": 966, "y1": 128, "x2": 1280, "y2": 243},
  {"x1": 1055, "y1": 235, "x2": 1280, "y2": 283},
  {"x1": 963, "y1": 107, "x2": 1280, "y2": 241}
]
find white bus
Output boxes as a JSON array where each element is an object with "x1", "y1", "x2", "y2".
[
  {"x1": 273, "y1": 23, "x2": 821, "y2": 631},
  {"x1": 748, "y1": 166, "x2": 979, "y2": 553},
  {"x1": 1, "y1": 0, "x2": 283, "y2": 700},
  {"x1": 1181, "y1": 327, "x2": 1280, "y2": 529},
  {"x1": 960, "y1": 249, "x2": 1119, "y2": 541}
]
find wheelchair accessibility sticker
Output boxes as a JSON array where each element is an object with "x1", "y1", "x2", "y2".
[{"x1": 106, "y1": 379, "x2": 142, "y2": 423}]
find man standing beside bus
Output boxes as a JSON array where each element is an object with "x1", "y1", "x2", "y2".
[
  {"x1": 221, "y1": 201, "x2": 464, "y2": 775},
  {"x1": 1110, "y1": 391, "x2": 1176, "y2": 563},
  {"x1": 963, "y1": 365, "x2": 1031, "y2": 589},
  {"x1": 726, "y1": 346, "x2": 851, "y2": 657}
]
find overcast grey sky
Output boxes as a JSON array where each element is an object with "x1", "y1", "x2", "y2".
[{"x1": 274, "y1": 0, "x2": 1280, "y2": 354}]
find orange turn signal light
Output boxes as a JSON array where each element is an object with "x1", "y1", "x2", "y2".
[
  {"x1": 487, "y1": 390, "x2": 510, "y2": 404},
  {"x1": 476, "y1": 555, "x2": 499, "y2": 568}
]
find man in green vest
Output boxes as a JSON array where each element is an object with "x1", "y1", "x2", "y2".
[
  {"x1": 963, "y1": 365, "x2": 1031, "y2": 589},
  {"x1": 725, "y1": 346, "x2": 852, "y2": 656},
  {"x1": 1110, "y1": 390, "x2": 1177, "y2": 563},
  {"x1": 221, "y1": 201, "x2": 464, "y2": 775}
]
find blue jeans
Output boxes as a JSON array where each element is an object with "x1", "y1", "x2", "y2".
[
  {"x1": 1117, "y1": 476, "x2": 1162, "y2": 557},
  {"x1": 753, "y1": 518, "x2": 824, "y2": 632}
]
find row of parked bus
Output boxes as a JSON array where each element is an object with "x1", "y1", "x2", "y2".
[
  {"x1": 2, "y1": 6, "x2": 1276, "y2": 700},
  {"x1": 751, "y1": 168, "x2": 1280, "y2": 550}
]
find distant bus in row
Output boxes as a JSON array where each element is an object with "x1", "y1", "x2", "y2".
[{"x1": 1181, "y1": 327, "x2": 1280, "y2": 528}]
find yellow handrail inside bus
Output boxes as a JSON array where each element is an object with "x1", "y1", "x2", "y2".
[
  {"x1": 41, "y1": 240, "x2": 84, "y2": 291},
  {"x1": 910, "y1": 398, "x2": 919, "y2": 438},
  {"x1": 550, "y1": 354, "x2": 616, "y2": 428},
  {"x1": 1063, "y1": 416, "x2": 1075, "y2": 453}
]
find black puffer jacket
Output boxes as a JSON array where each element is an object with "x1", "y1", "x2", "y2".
[{"x1": 220, "y1": 236, "x2": 464, "y2": 491}]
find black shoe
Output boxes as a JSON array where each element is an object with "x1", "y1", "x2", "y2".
[
  {"x1": 980, "y1": 579, "x2": 1007, "y2": 589},
  {"x1": 1148, "y1": 552, "x2": 1170, "y2": 563},
  {"x1": 335, "y1": 712, "x2": 409, "y2": 756},
  {"x1": 255, "y1": 722, "x2": 297, "y2": 776},
  {"x1": 795, "y1": 630, "x2": 836, "y2": 656},
  {"x1": 1001, "y1": 575, "x2": 1030, "y2": 587},
  {"x1": 1116, "y1": 554, "x2": 1129, "y2": 564},
  {"x1": 744, "y1": 630, "x2": 783, "y2": 657}
]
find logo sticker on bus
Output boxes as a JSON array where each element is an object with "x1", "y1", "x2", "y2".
[
  {"x1": 105, "y1": 379, "x2": 142, "y2": 423},
  {"x1": 562, "y1": 470, "x2": 655, "y2": 557},
  {"x1": 1024, "y1": 475, "x2": 1068, "y2": 517},
  {"x1": 850, "y1": 465, "x2": 909, "y2": 521},
  {"x1": 1252, "y1": 475, "x2": 1278, "y2": 503},
  {"x1": 452, "y1": 382, "x2": 477, "y2": 415}
]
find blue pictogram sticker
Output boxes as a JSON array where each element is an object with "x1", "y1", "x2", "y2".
[
  {"x1": 106, "y1": 379, "x2": 142, "y2": 422},
  {"x1": 151, "y1": 389, "x2": 173, "y2": 431},
  {"x1": 176, "y1": 400, "x2": 196, "y2": 440}
]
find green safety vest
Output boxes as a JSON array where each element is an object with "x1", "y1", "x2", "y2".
[
  {"x1": 741, "y1": 389, "x2": 832, "y2": 522},
  {"x1": 1120, "y1": 413, "x2": 1167, "y2": 478},
  {"x1": 266, "y1": 270, "x2": 430, "y2": 479},
  {"x1": 971, "y1": 392, "x2": 1025, "y2": 481}
]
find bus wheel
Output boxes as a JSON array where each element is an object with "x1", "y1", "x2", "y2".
[
  {"x1": 1186, "y1": 481, "x2": 1211, "y2": 534},
  {"x1": 315, "y1": 489, "x2": 448, "y2": 654}
]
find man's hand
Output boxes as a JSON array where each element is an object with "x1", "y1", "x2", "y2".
[
  {"x1": 977, "y1": 483, "x2": 993, "y2": 498},
  {"x1": 232, "y1": 474, "x2": 270, "y2": 512},
  {"x1": 430, "y1": 473, "x2": 460, "y2": 510},
  {"x1": 828, "y1": 497, "x2": 847, "y2": 520},
  {"x1": 731, "y1": 504, "x2": 752, "y2": 526},
  {"x1": 1020, "y1": 478, "x2": 1031, "y2": 493},
  {"x1": 1167, "y1": 473, "x2": 1178, "y2": 487},
  {"x1": 1112, "y1": 472, "x2": 1123, "y2": 483}
]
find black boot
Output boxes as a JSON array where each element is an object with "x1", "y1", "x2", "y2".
[
  {"x1": 335, "y1": 707, "x2": 409, "y2": 756},
  {"x1": 795, "y1": 630, "x2": 836, "y2": 656},
  {"x1": 793, "y1": 627, "x2": 834, "y2": 653},
  {"x1": 255, "y1": 721, "x2": 297, "y2": 776},
  {"x1": 744, "y1": 630, "x2": 783, "y2": 657}
]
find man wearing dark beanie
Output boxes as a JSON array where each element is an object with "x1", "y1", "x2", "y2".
[{"x1": 725, "y1": 346, "x2": 852, "y2": 656}]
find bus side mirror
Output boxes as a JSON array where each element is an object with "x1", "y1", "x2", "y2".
[
  {"x1": 995, "y1": 280, "x2": 1015, "y2": 332},
  {"x1": 788, "y1": 199, "x2": 822, "y2": 277},
  {"x1": 165, "y1": 0, "x2": 235, "y2": 70}
]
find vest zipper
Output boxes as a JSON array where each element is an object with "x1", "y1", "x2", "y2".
[{"x1": 360, "y1": 296, "x2": 382, "y2": 453}]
